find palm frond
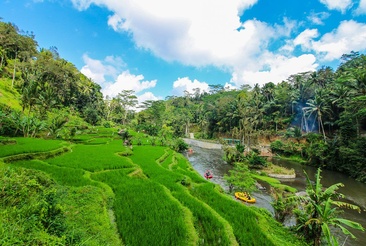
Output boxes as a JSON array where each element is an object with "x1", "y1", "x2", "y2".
[{"x1": 332, "y1": 201, "x2": 361, "y2": 213}]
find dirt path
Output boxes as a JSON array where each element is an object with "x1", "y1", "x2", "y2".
[{"x1": 183, "y1": 138, "x2": 222, "y2": 149}]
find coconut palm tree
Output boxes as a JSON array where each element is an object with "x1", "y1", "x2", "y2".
[
  {"x1": 303, "y1": 90, "x2": 331, "y2": 141},
  {"x1": 293, "y1": 168, "x2": 364, "y2": 246}
]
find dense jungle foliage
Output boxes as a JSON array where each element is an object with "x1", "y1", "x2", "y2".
[{"x1": 134, "y1": 56, "x2": 366, "y2": 182}]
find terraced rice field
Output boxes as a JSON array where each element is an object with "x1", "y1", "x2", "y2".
[{"x1": 0, "y1": 129, "x2": 304, "y2": 246}]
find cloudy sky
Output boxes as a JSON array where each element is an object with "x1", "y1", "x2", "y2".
[{"x1": 2, "y1": 0, "x2": 366, "y2": 103}]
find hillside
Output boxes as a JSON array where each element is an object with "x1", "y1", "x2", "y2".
[
  {"x1": 0, "y1": 78, "x2": 22, "y2": 111},
  {"x1": 0, "y1": 130, "x2": 305, "y2": 245},
  {"x1": 1, "y1": 18, "x2": 364, "y2": 245}
]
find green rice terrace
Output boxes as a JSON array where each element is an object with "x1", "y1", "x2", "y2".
[{"x1": 0, "y1": 128, "x2": 305, "y2": 245}]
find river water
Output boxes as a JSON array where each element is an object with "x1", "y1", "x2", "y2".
[{"x1": 184, "y1": 145, "x2": 366, "y2": 246}]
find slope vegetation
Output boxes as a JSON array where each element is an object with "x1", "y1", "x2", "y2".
[{"x1": 0, "y1": 129, "x2": 304, "y2": 245}]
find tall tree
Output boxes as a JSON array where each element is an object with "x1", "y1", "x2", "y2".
[
  {"x1": 0, "y1": 22, "x2": 37, "y2": 86},
  {"x1": 303, "y1": 90, "x2": 331, "y2": 140},
  {"x1": 116, "y1": 90, "x2": 138, "y2": 125}
]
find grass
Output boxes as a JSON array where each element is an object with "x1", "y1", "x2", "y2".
[
  {"x1": 60, "y1": 185, "x2": 122, "y2": 246},
  {"x1": 0, "y1": 166, "x2": 121, "y2": 246},
  {"x1": 0, "y1": 131, "x2": 304, "y2": 246},
  {"x1": 274, "y1": 155, "x2": 307, "y2": 164},
  {"x1": 0, "y1": 137, "x2": 69, "y2": 158},
  {"x1": 12, "y1": 159, "x2": 93, "y2": 187},
  {"x1": 92, "y1": 170, "x2": 196, "y2": 246},
  {"x1": 46, "y1": 142, "x2": 135, "y2": 171},
  {"x1": 261, "y1": 163, "x2": 295, "y2": 175},
  {"x1": 0, "y1": 78, "x2": 22, "y2": 111},
  {"x1": 251, "y1": 174, "x2": 297, "y2": 193}
]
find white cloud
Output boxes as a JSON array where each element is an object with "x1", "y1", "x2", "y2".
[
  {"x1": 307, "y1": 11, "x2": 330, "y2": 25},
  {"x1": 102, "y1": 71, "x2": 157, "y2": 98},
  {"x1": 73, "y1": 0, "x2": 365, "y2": 90},
  {"x1": 355, "y1": 0, "x2": 366, "y2": 15},
  {"x1": 279, "y1": 20, "x2": 366, "y2": 62},
  {"x1": 312, "y1": 20, "x2": 366, "y2": 61},
  {"x1": 319, "y1": 0, "x2": 352, "y2": 13},
  {"x1": 135, "y1": 92, "x2": 162, "y2": 112},
  {"x1": 71, "y1": 1, "x2": 281, "y2": 68},
  {"x1": 237, "y1": 0, "x2": 258, "y2": 15},
  {"x1": 231, "y1": 54, "x2": 318, "y2": 87},
  {"x1": 224, "y1": 82, "x2": 237, "y2": 90},
  {"x1": 172, "y1": 77, "x2": 210, "y2": 96},
  {"x1": 71, "y1": 0, "x2": 93, "y2": 10},
  {"x1": 137, "y1": 91, "x2": 160, "y2": 102},
  {"x1": 80, "y1": 54, "x2": 125, "y2": 84},
  {"x1": 293, "y1": 29, "x2": 319, "y2": 50},
  {"x1": 80, "y1": 54, "x2": 157, "y2": 98}
]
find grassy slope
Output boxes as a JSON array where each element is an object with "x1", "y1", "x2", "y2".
[
  {"x1": 0, "y1": 78, "x2": 22, "y2": 111},
  {"x1": 0, "y1": 132, "x2": 305, "y2": 245}
]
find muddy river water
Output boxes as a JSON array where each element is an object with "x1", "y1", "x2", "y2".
[{"x1": 184, "y1": 142, "x2": 366, "y2": 246}]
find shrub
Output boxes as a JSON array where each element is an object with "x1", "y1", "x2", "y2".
[
  {"x1": 235, "y1": 143, "x2": 245, "y2": 153},
  {"x1": 0, "y1": 167, "x2": 66, "y2": 244},
  {"x1": 270, "y1": 140, "x2": 284, "y2": 154},
  {"x1": 246, "y1": 151, "x2": 267, "y2": 167},
  {"x1": 172, "y1": 138, "x2": 188, "y2": 152},
  {"x1": 102, "y1": 120, "x2": 114, "y2": 128}
]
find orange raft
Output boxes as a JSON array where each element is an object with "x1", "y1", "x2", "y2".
[{"x1": 235, "y1": 192, "x2": 256, "y2": 203}]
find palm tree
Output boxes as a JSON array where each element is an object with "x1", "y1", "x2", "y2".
[
  {"x1": 303, "y1": 90, "x2": 331, "y2": 141},
  {"x1": 293, "y1": 168, "x2": 364, "y2": 246},
  {"x1": 336, "y1": 60, "x2": 366, "y2": 137}
]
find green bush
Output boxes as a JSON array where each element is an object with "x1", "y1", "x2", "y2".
[
  {"x1": 171, "y1": 138, "x2": 188, "y2": 152},
  {"x1": 247, "y1": 151, "x2": 267, "y2": 167},
  {"x1": 0, "y1": 167, "x2": 66, "y2": 244},
  {"x1": 270, "y1": 140, "x2": 284, "y2": 154}
]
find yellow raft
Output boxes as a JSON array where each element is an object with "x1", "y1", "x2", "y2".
[{"x1": 235, "y1": 192, "x2": 256, "y2": 203}]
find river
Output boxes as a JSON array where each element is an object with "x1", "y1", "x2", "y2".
[{"x1": 184, "y1": 144, "x2": 366, "y2": 246}]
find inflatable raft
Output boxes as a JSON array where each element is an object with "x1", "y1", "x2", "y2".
[{"x1": 235, "y1": 192, "x2": 256, "y2": 203}]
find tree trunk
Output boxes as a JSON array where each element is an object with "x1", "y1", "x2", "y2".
[
  {"x1": 319, "y1": 116, "x2": 326, "y2": 141},
  {"x1": 11, "y1": 51, "x2": 17, "y2": 89},
  {"x1": 302, "y1": 109, "x2": 309, "y2": 133},
  {"x1": 185, "y1": 121, "x2": 189, "y2": 137},
  {"x1": 313, "y1": 226, "x2": 322, "y2": 246},
  {"x1": 123, "y1": 110, "x2": 128, "y2": 125}
]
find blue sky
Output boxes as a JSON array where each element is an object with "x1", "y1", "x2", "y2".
[{"x1": 1, "y1": 0, "x2": 366, "y2": 103}]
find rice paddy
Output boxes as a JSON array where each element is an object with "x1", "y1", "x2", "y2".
[
  {"x1": 0, "y1": 129, "x2": 304, "y2": 245},
  {"x1": 0, "y1": 137, "x2": 68, "y2": 157}
]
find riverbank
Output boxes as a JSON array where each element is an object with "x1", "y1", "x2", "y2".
[
  {"x1": 184, "y1": 138, "x2": 295, "y2": 178},
  {"x1": 185, "y1": 144, "x2": 366, "y2": 246}
]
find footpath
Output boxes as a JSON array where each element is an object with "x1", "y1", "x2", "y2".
[{"x1": 183, "y1": 138, "x2": 222, "y2": 150}]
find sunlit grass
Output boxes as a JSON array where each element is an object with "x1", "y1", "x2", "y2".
[
  {"x1": 251, "y1": 174, "x2": 297, "y2": 193},
  {"x1": 46, "y1": 141, "x2": 134, "y2": 171},
  {"x1": 0, "y1": 137, "x2": 68, "y2": 158},
  {"x1": 83, "y1": 137, "x2": 112, "y2": 145},
  {"x1": 0, "y1": 78, "x2": 22, "y2": 110},
  {"x1": 92, "y1": 170, "x2": 195, "y2": 246},
  {"x1": 262, "y1": 163, "x2": 295, "y2": 175},
  {"x1": 0, "y1": 130, "x2": 304, "y2": 245},
  {"x1": 12, "y1": 159, "x2": 92, "y2": 187}
]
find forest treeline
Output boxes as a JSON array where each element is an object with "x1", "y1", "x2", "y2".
[
  {"x1": 1, "y1": 20, "x2": 365, "y2": 182},
  {"x1": 135, "y1": 54, "x2": 366, "y2": 182}
]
